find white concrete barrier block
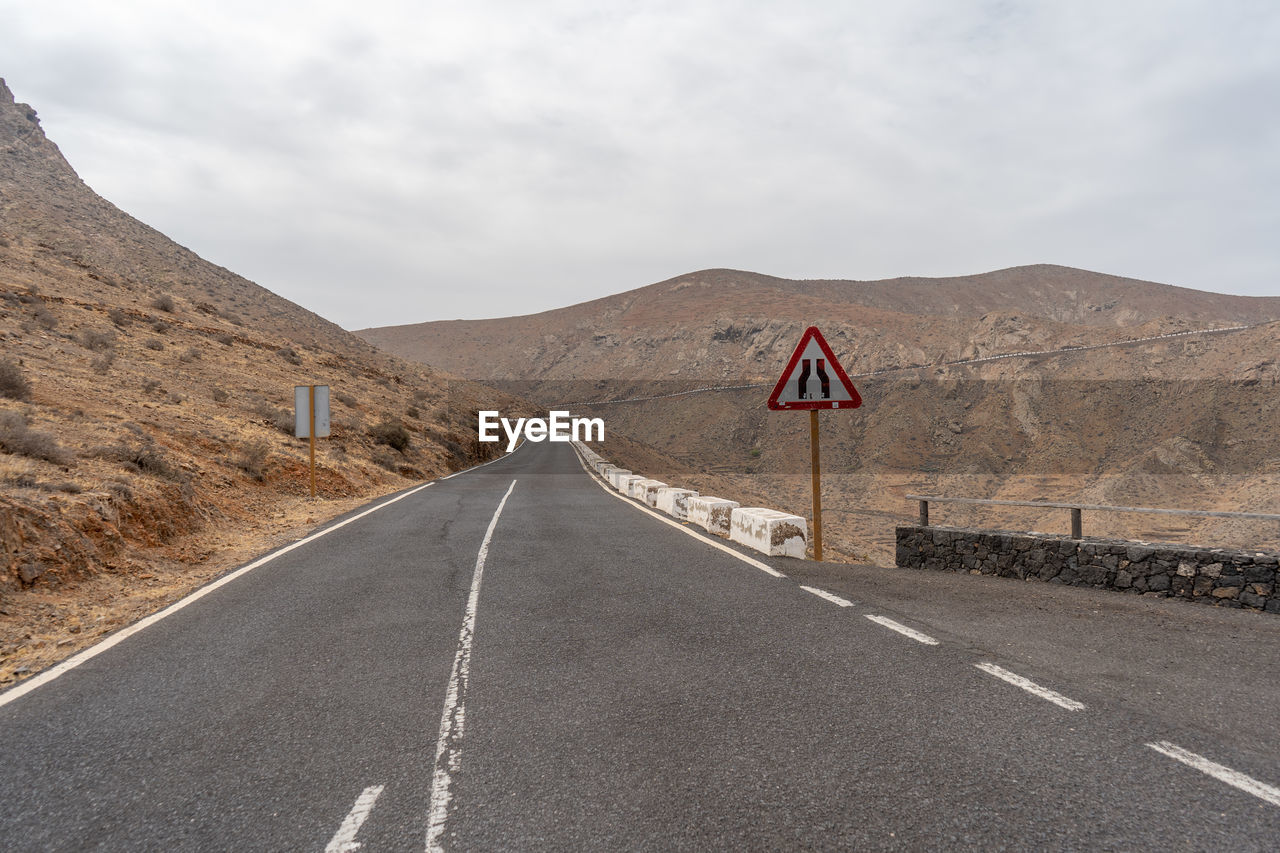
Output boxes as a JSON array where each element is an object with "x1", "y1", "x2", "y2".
[
  {"x1": 599, "y1": 464, "x2": 618, "y2": 481},
  {"x1": 617, "y1": 474, "x2": 644, "y2": 495},
  {"x1": 630, "y1": 479, "x2": 667, "y2": 506},
  {"x1": 607, "y1": 469, "x2": 632, "y2": 490},
  {"x1": 729, "y1": 508, "x2": 808, "y2": 558},
  {"x1": 656, "y1": 488, "x2": 699, "y2": 520},
  {"x1": 687, "y1": 497, "x2": 740, "y2": 537}
]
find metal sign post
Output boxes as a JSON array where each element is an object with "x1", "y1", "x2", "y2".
[
  {"x1": 767, "y1": 327, "x2": 861, "y2": 561},
  {"x1": 295, "y1": 384, "x2": 331, "y2": 499}
]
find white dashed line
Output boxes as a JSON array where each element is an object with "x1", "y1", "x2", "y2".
[
  {"x1": 864, "y1": 615, "x2": 940, "y2": 646},
  {"x1": 325, "y1": 784, "x2": 385, "y2": 853},
  {"x1": 1147, "y1": 741, "x2": 1280, "y2": 808},
  {"x1": 800, "y1": 586, "x2": 853, "y2": 607},
  {"x1": 974, "y1": 662, "x2": 1084, "y2": 711},
  {"x1": 426, "y1": 479, "x2": 518, "y2": 853}
]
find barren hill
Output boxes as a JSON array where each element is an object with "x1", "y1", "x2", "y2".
[
  {"x1": 358, "y1": 266, "x2": 1280, "y2": 381},
  {"x1": 361, "y1": 268, "x2": 1280, "y2": 569},
  {"x1": 0, "y1": 79, "x2": 528, "y2": 685}
]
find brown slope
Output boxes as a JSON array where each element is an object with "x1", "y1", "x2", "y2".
[
  {"x1": 0, "y1": 79, "x2": 529, "y2": 685},
  {"x1": 358, "y1": 266, "x2": 1279, "y2": 381}
]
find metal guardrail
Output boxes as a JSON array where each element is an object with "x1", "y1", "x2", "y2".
[{"x1": 905, "y1": 494, "x2": 1280, "y2": 541}]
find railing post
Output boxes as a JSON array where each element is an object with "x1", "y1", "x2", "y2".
[
  {"x1": 919, "y1": 499, "x2": 929, "y2": 527},
  {"x1": 1071, "y1": 507, "x2": 1082, "y2": 539}
]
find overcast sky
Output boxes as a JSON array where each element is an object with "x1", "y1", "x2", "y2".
[{"x1": 3, "y1": 1, "x2": 1278, "y2": 329}]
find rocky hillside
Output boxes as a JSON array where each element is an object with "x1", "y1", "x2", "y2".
[
  {"x1": 359, "y1": 266, "x2": 1280, "y2": 381},
  {"x1": 361, "y1": 268, "x2": 1280, "y2": 568},
  {"x1": 0, "y1": 79, "x2": 529, "y2": 685}
]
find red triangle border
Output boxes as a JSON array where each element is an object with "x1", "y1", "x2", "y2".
[{"x1": 766, "y1": 326, "x2": 862, "y2": 411}]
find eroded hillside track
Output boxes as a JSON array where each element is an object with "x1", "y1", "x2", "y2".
[{"x1": 1, "y1": 442, "x2": 1277, "y2": 850}]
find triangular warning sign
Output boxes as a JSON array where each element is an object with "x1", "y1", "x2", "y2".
[{"x1": 767, "y1": 326, "x2": 862, "y2": 411}]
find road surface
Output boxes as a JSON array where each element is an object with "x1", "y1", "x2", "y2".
[{"x1": 1, "y1": 441, "x2": 1277, "y2": 850}]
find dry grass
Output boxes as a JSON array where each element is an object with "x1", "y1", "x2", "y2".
[
  {"x1": 0, "y1": 360, "x2": 30, "y2": 401},
  {"x1": 0, "y1": 411, "x2": 70, "y2": 465}
]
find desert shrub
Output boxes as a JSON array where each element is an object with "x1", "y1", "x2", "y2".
[
  {"x1": 166, "y1": 392, "x2": 185, "y2": 405},
  {"x1": 6, "y1": 469, "x2": 37, "y2": 488},
  {"x1": 195, "y1": 301, "x2": 219, "y2": 316},
  {"x1": 104, "y1": 480, "x2": 133, "y2": 501},
  {"x1": 271, "y1": 409, "x2": 294, "y2": 434},
  {"x1": 226, "y1": 313, "x2": 244, "y2": 327},
  {"x1": 211, "y1": 387, "x2": 229, "y2": 403},
  {"x1": 412, "y1": 389, "x2": 433, "y2": 403},
  {"x1": 250, "y1": 397, "x2": 294, "y2": 434},
  {"x1": 81, "y1": 329, "x2": 116, "y2": 351},
  {"x1": 277, "y1": 346, "x2": 302, "y2": 365},
  {"x1": 406, "y1": 406, "x2": 420, "y2": 419},
  {"x1": 0, "y1": 411, "x2": 71, "y2": 465},
  {"x1": 142, "y1": 379, "x2": 162, "y2": 394},
  {"x1": 234, "y1": 439, "x2": 271, "y2": 481},
  {"x1": 336, "y1": 392, "x2": 357, "y2": 408},
  {"x1": 107, "y1": 307, "x2": 130, "y2": 327},
  {"x1": 91, "y1": 351, "x2": 116, "y2": 374},
  {"x1": 144, "y1": 338, "x2": 164, "y2": 351},
  {"x1": 371, "y1": 448, "x2": 402, "y2": 472},
  {"x1": 151, "y1": 320, "x2": 168, "y2": 333},
  {"x1": 32, "y1": 306, "x2": 57, "y2": 330},
  {"x1": 151, "y1": 294, "x2": 176, "y2": 313},
  {"x1": 0, "y1": 360, "x2": 30, "y2": 400},
  {"x1": 94, "y1": 441, "x2": 176, "y2": 479},
  {"x1": 215, "y1": 334, "x2": 234, "y2": 346},
  {"x1": 179, "y1": 346, "x2": 201, "y2": 362},
  {"x1": 370, "y1": 418, "x2": 411, "y2": 452},
  {"x1": 40, "y1": 480, "x2": 82, "y2": 494}
]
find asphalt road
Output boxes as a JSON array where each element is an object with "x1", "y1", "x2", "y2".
[{"x1": 1, "y1": 440, "x2": 1277, "y2": 851}]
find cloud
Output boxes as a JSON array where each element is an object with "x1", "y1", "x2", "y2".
[{"x1": 3, "y1": 0, "x2": 1278, "y2": 328}]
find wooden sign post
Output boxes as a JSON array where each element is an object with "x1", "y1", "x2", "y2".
[
  {"x1": 767, "y1": 328, "x2": 861, "y2": 561},
  {"x1": 810, "y1": 409, "x2": 822, "y2": 560}
]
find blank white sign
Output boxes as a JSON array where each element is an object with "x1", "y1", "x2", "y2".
[{"x1": 294, "y1": 385, "x2": 331, "y2": 438}]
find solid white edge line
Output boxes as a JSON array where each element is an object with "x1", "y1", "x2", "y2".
[
  {"x1": 325, "y1": 784, "x2": 386, "y2": 853},
  {"x1": 800, "y1": 585, "x2": 853, "y2": 607},
  {"x1": 0, "y1": 447, "x2": 521, "y2": 709},
  {"x1": 568, "y1": 443, "x2": 786, "y2": 578},
  {"x1": 973, "y1": 662, "x2": 1085, "y2": 711},
  {"x1": 864, "y1": 615, "x2": 940, "y2": 646},
  {"x1": 425, "y1": 478, "x2": 518, "y2": 853},
  {"x1": 1147, "y1": 741, "x2": 1280, "y2": 808}
]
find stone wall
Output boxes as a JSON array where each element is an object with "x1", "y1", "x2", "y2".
[{"x1": 896, "y1": 525, "x2": 1279, "y2": 614}]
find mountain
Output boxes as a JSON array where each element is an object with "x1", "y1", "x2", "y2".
[
  {"x1": 0, "y1": 79, "x2": 526, "y2": 685},
  {"x1": 360, "y1": 268, "x2": 1280, "y2": 567},
  {"x1": 358, "y1": 266, "x2": 1280, "y2": 381}
]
